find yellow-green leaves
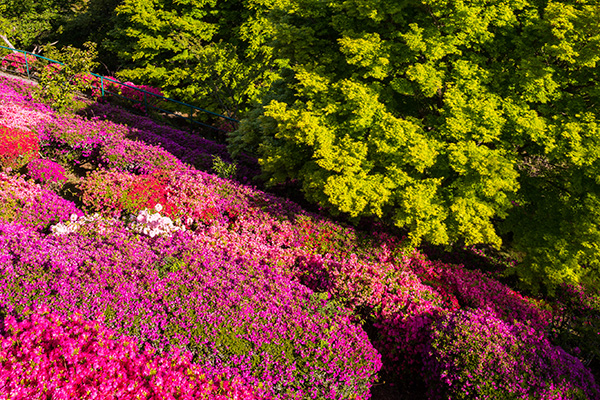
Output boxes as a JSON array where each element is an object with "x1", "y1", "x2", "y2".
[
  {"x1": 233, "y1": 0, "x2": 600, "y2": 292},
  {"x1": 544, "y1": 2, "x2": 600, "y2": 67},
  {"x1": 338, "y1": 32, "x2": 390, "y2": 80}
]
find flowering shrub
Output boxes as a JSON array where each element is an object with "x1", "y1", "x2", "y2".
[
  {"x1": 424, "y1": 308, "x2": 600, "y2": 400},
  {"x1": 50, "y1": 213, "x2": 115, "y2": 236},
  {"x1": 0, "y1": 124, "x2": 39, "y2": 170},
  {"x1": 80, "y1": 169, "x2": 180, "y2": 219},
  {"x1": 409, "y1": 255, "x2": 552, "y2": 331},
  {"x1": 0, "y1": 100, "x2": 52, "y2": 133},
  {"x1": 127, "y1": 205, "x2": 187, "y2": 238},
  {"x1": 99, "y1": 137, "x2": 185, "y2": 174},
  {"x1": 27, "y1": 158, "x2": 68, "y2": 186},
  {"x1": 121, "y1": 82, "x2": 163, "y2": 114},
  {"x1": 0, "y1": 173, "x2": 83, "y2": 231},
  {"x1": 80, "y1": 168, "x2": 225, "y2": 225},
  {"x1": 0, "y1": 52, "x2": 37, "y2": 75},
  {"x1": 102, "y1": 76, "x2": 123, "y2": 95},
  {"x1": 79, "y1": 169, "x2": 135, "y2": 217},
  {"x1": 0, "y1": 307, "x2": 265, "y2": 399}
]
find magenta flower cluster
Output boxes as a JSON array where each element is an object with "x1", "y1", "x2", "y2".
[
  {"x1": 0, "y1": 306, "x2": 265, "y2": 399},
  {"x1": 120, "y1": 81, "x2": 164, "y2": 114},
  {"x1": 27, "y1": 158, "x2": 68, "y2": 185},
  {"x1": 0, "y1": 218, "x2": 382, "y2": 399},
  {"x1": 0, "y1": 172, "x2": 83, "y2": 231}
]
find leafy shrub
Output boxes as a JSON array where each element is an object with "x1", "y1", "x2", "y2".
[
  {"x1": 549, "y1": 284, "x2": 600, "y2": 369},
  {"x1": 74, "y1": 73, "x2": 101, "y2": 98},
  {"x1": 212, "y1": 155, "x2": 237, "y2": 179},
  {"x1": 424, "y1": 308, "x2": 600, "y2": 400},
  {"x1": 33, "y1": 42, "x2": 99, "y2": 112},
  {"x1": 0, "y1": 306, "x2": 264, "y2": 399},
  {"x1": 0, "y1": 124, "x2": 39, "y2": 170}
]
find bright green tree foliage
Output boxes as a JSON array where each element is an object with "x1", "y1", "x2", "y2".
[
  {"x1": 107, "y1": 0, "x2": 281, "y2": 117},
  {"x1": 231, "y1": 0, "x2": 600, "y2": 291},
  {"x1": 33, "y1": 42, "x2": 99, "y2": 112}
]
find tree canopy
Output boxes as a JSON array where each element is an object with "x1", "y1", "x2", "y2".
[
  {"x1": 103, "y1": 0, "x2": 281, "y2": 118},
  {"x1": 229, "y1": 0, "x2": 600, "y2": 292},
  {"x1": 0, "y1": 0, "x2": 83, "y2": 49}
]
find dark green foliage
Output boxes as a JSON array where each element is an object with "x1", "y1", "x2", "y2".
[
  {"x1": 0, "y1": 0, "x2": 83, "y2": 48},
  {"x1": 549, "y1": 284, "x2": 600, "y2": 369}
]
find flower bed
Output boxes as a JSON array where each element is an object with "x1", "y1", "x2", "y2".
[
  {"x1": 0, "y1": 220, "x2": 381, "y2": 399},
  {"x1": 0, "y1": 74, "x2": 598, "y2": 399},
  {"x1": 424, "y1": 308, "x2": 599, "y2": 400}
]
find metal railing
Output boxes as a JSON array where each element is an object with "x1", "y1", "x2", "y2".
[{"x1": 0, "y1": 45, "x2": 238, "y2": 137}]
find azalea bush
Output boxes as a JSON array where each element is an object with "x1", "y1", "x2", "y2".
[
  {"x1": 27, "y1": 158, "x2": 68, "y2": 187},
  {"x1": 0, "y1": 173, "x2": 83, "y2": 231},
  {"x1": 127, "y1": 205, "x2": 188, "y2": 237},
  {"x1": 99, "y1": 137, "x2": 185, "y2": 174},
  {"x1": 424, "y1": 308, "x2": 600, "y2": 400},
  {"x1": 0, "y1": 307, "x2": 264, "y2": 399},
  {"x1": 120, "y1": 82, "x2": 163, "y2": 114},
  {"x1": 80, "y1": 169, "x2": 223, "y2": 224},
  {"x1": 0, "y1": 124, "x2": 39, "y2": 170},
  {"x1": 0, "y1": 52, "x2": 37, "y2": 75}
]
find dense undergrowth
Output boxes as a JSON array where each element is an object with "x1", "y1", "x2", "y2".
[{"x1": 0, "y1": 74, "x2": 599, "y2": 399}]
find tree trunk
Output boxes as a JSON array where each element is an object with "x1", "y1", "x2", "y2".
[{"x1": 0, "y1": 35, "x2": 17, "y2": 52}]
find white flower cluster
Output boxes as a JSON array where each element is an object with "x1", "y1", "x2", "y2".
[
  {"x1": 127, "y1": 204, "x2": 187, "y2": 238},
  {"x1": 51, "y1": 213, "x2": 106, "y2": 235},
  {"x1": 50, "y1": 205, "x2": 191, "y2": 238}
]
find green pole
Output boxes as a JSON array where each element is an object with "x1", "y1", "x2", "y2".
[
  {"x1": 101, "y1": 76, "x2": 105, "y2": 97},
  {"x1": 24, "y1": 51, "x2": 30, "y2": 79}
]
